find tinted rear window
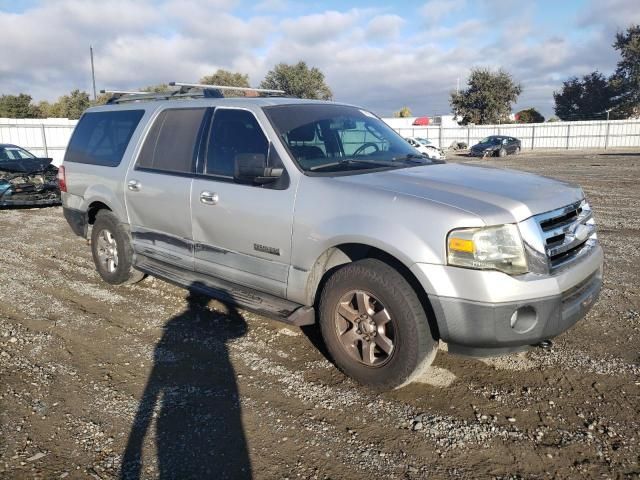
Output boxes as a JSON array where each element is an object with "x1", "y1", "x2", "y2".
[
  {"x1": 136, "y1": 108, "x2": 206, "y2": 174},
  {"x1": 65, "y1": 110, "x2": 144, "y2": 167}
]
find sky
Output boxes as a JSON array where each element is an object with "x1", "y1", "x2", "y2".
[{"x1": 0, "y1": 0, "x2": 639, "y2": 118}]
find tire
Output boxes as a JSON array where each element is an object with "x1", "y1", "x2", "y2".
[
  {"x1": 91, "y1": 210, "x2": 145, "y2": 285},
  {"x1": 498, "y1": 148, "x2": 507, "y2": 158},
  {"x1": 318, "y1": 258, "x2": 437, "y2": 390},
  {"x1": 514, "y1": 146, "x2": 521, "y2": 155}
]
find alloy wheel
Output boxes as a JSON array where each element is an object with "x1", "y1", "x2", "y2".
[
  {"x1": 333, "y1": 290, "x2": 396, "y2": 367},
  {"x1": 96, "y1": 229, "x2": 119, "y2": 273}
]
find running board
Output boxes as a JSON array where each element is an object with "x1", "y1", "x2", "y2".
[{"x1": 135, "y1": 255, "x2": 315, "y2": 326}]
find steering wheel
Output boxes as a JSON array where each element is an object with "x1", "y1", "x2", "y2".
[{"x1": 352, "y1": 142, "x2": 380, "y2": 157}]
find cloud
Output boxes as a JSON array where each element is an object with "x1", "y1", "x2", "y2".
[
  {"x1": 579, "y1": 0, "x2": 640, "y2": 31},
  {"x1": 0, "y1": 0, "x2": 634, "y2": 118},
  {"x1": 420, "y1": 0, "x2": 466, "y2": 22},
  {"x1": 280, "y1": 10, "x2": 361, "y2": 45},
  {"x1": 366, "y1": 14, "x2": 405, "y2": 40}
]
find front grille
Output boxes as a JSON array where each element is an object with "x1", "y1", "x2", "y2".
[{"x1": 534, "y1": 200, "x2": 597, "y2": 271}]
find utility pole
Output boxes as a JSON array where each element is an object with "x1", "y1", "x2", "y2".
[
  {"x1": 456, "y1": 77, "x2": 460, "y2": 95},
  {"x1": 90, "y1": 46, "x2": 97, "y2": 101},
  {"x1": 605, "y1": 108, "x2": 612, "y2": 121}
]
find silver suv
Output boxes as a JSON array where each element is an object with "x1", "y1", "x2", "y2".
[{"x1": 60, "y1": 87, "x2": 603, "y2": 390}]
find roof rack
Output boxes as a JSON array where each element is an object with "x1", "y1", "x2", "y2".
[
  {"x1": 170, "y1": 82, "x2": 285, "y2": 96},
  {"x1": 101, "y1": 82, "x2": 286, "y2": 104}
]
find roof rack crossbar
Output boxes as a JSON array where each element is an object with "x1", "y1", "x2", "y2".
[
  {"x1": 170, "y1": 82, "x2": 285, "y2": 95},
  {"x1": 99, "y1": 81, "x2": 287, "y2": 104},
  {"x1": 100, "y1": 89, "x2": 146, "y2": 95}
]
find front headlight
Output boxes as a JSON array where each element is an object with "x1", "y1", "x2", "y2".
[{"x1": 447, "y1": 224, "x2": 528, "y2": 275}]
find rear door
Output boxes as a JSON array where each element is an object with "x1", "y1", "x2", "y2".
[
  {"x1": 125, "y1": 107, "x2": 208, "y2": 270},
  {"x1": 190, "y1": 107, "x2": 295, "y2": 297}
]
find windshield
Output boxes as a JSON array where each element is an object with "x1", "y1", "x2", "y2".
[
  {"x1": 0, "y1": 146, "x2": 36, "y2": 161},
  {"x1": 415, "y1": 138, "x2": 433, "y2": 146},
  {"x1": 480, "y1": 136, "x2": 502, "y2": 145},
  {"x1": 264, "y1": 104, "x2": 430, "y2": 173}
]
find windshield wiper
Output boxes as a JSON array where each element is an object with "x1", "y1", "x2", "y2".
[
  {"x1": 392, "y1": 153, "x2": 429, "y2": 164},
  {"x1": 309, "y1": 158, "x2": 398, "y2": 172}
]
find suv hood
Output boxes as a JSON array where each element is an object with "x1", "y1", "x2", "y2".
[{"x1": 336, "y1": 163, "x2": 583, "y2": 224}]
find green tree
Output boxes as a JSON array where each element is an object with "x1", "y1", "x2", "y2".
[
  {"x1": 0, "y1": 94, "x2": 35, "y2": 118},
  {"x1": 260, "y1": 61, "x2": 332, "y2": 100},
  {"x1": 92, "y1": 92, "x2": 112, "y2": 106},
  {"x1": 553, "y1": 72, "x2": 613, "y2": 120},
  {"x1": 50, "y1": 90, "x2": 91, "y2": 119},
  {"x1": 515, "y1": 108, "x2": 545, "y2": 123},
  {"x1": 450, "y1": 68, "x2": 522, "y2": 125},
  {"x1": 140, "y1": 83, "x2": 171, "y2": 93},
  {"x1": 200, "y1": 69, "x2": 250, "y2": 96},
  {"x1": 394, "y1": 106, "x2": 412, "y2": 118},
  {"x1": 610, "y1": 24, "x2": 640, "y2": 118}
]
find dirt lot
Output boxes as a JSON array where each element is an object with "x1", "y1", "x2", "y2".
[{"x1": 0, "y1": 150, "x2": 639, "y2": 479}]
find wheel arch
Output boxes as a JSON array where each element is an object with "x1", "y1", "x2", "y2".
[
  {"x1": 305, "y1": 243, "x2": 440, "y2": 339},
  {"x1": 87, "y1": 200, "x2": 112, "y2": 225}
]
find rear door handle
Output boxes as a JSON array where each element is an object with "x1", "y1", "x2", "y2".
[
  {"x1": 200, "y1": 191, "x2": 219, "y2": 205},
  {"x1": 127, "y1": 180, "x2": 141, "y2": 191}
]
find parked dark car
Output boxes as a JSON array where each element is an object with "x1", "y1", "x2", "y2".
[
  {"x1": 470, "y1": 136, "x2": 521, "y2": 158},
  {"x1": 0, "y1": 144, "x2": 60, "y2": 206}
]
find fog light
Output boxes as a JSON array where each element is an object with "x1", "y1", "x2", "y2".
[{"x1": 510, "y1": 306, "x2": 537, "y2": 333}]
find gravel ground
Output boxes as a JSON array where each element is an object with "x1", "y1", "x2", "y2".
[{"x1": 0, "y1": 150, "x2": 639, "y2": 479}]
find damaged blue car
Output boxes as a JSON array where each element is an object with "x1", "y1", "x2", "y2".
[{"x1": 0, "y1": 144, "x2": 61, "y2": 207}]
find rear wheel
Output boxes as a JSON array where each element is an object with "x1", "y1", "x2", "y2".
[
  {"x1": 319, "y1": 259, "x2": 437, "y2": 390},
  {"x1": 91, "y1": 210, "x2": 144, "y2": 285}
]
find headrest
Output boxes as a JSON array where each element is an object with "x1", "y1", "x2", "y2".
[{"x1": 288, "y1": 123, "x2": 316, "y2": 142}]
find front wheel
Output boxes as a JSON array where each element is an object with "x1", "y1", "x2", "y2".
[
  {"x1": 498, "y1": 148, "x2": 507, "y2": 158},
  {"x1": 318, "y1": 259, "x2": 437, "y2": 390},
  {"x1": 91, "y1": 210, "x2": 145, "y2": 285},
  {"x1": 514, "y1": 146, "x2": 521, "y2": 155}
]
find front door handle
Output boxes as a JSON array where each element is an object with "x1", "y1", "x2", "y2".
[
  {"x1": 127, "y1": 180, "x2": 141, "y2": 191},
  {"x1": 200, "y1": 191, "x2": 219, "y2": 205}
]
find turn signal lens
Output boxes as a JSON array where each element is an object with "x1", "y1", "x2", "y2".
[{"x1": 448, "y1": 237, "x2": 474, "y2": 253}]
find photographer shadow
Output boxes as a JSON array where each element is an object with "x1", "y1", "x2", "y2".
[{"x1": 120, "y1": 286, "x2": 251, "y2": 479}]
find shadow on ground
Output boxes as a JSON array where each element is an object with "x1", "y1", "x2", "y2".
[{"x1": 120, "y1": 287, "x2": 251, "y2": 479}]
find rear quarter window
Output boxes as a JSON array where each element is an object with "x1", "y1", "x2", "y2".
[{"x1": 65, "y1": 110, "x2": 144, "y2": 167}]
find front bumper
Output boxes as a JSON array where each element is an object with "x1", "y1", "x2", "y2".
[
  {"x1": 411, "y1": 244, "x2": 604, "y2": 356},
  {"x1": 0, "y1": 183, "x2": 60, "y2": 207},
  {"x1": 0, "y1": 194, "x2": 61, "y2": 207},
  {"x1": 468, "y1": 149, "x2": 494, "y2": 157}
]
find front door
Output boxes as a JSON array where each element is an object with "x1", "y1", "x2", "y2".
[
  {"x1": 190, "y1": 108, "x2": 295, "y2": 297},
  {"x1": 125, "y1": 107, "x2": 207, "y2": 270}
]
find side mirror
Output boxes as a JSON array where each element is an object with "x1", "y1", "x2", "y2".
[{"x1": 234, "y1": 153, "x2": 283, "y2": 184}]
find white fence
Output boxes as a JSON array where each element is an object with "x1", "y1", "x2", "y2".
[
  {"x1": 1, "y1": 117, "x2": 639, "y2": 167},
  {"x1": 0, "y1": 118, "x2": 77, "y2": 166},
  {"x1": 387, "y1": 119, "x2": 640, "y2": 150}
]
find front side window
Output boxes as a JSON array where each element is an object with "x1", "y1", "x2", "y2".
[
  {"x1": 264, "y1": 104, "x2": 430, "y2": 174},
  {"x1": 136, "y1": 108, "x2": 206, "y2": 174},
  {"x1": 65, "y1": 110, "x2": 144, "y2": 166},
  {"x1": 205, "y1": 109, "x2": 269, "y2": 177}
]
